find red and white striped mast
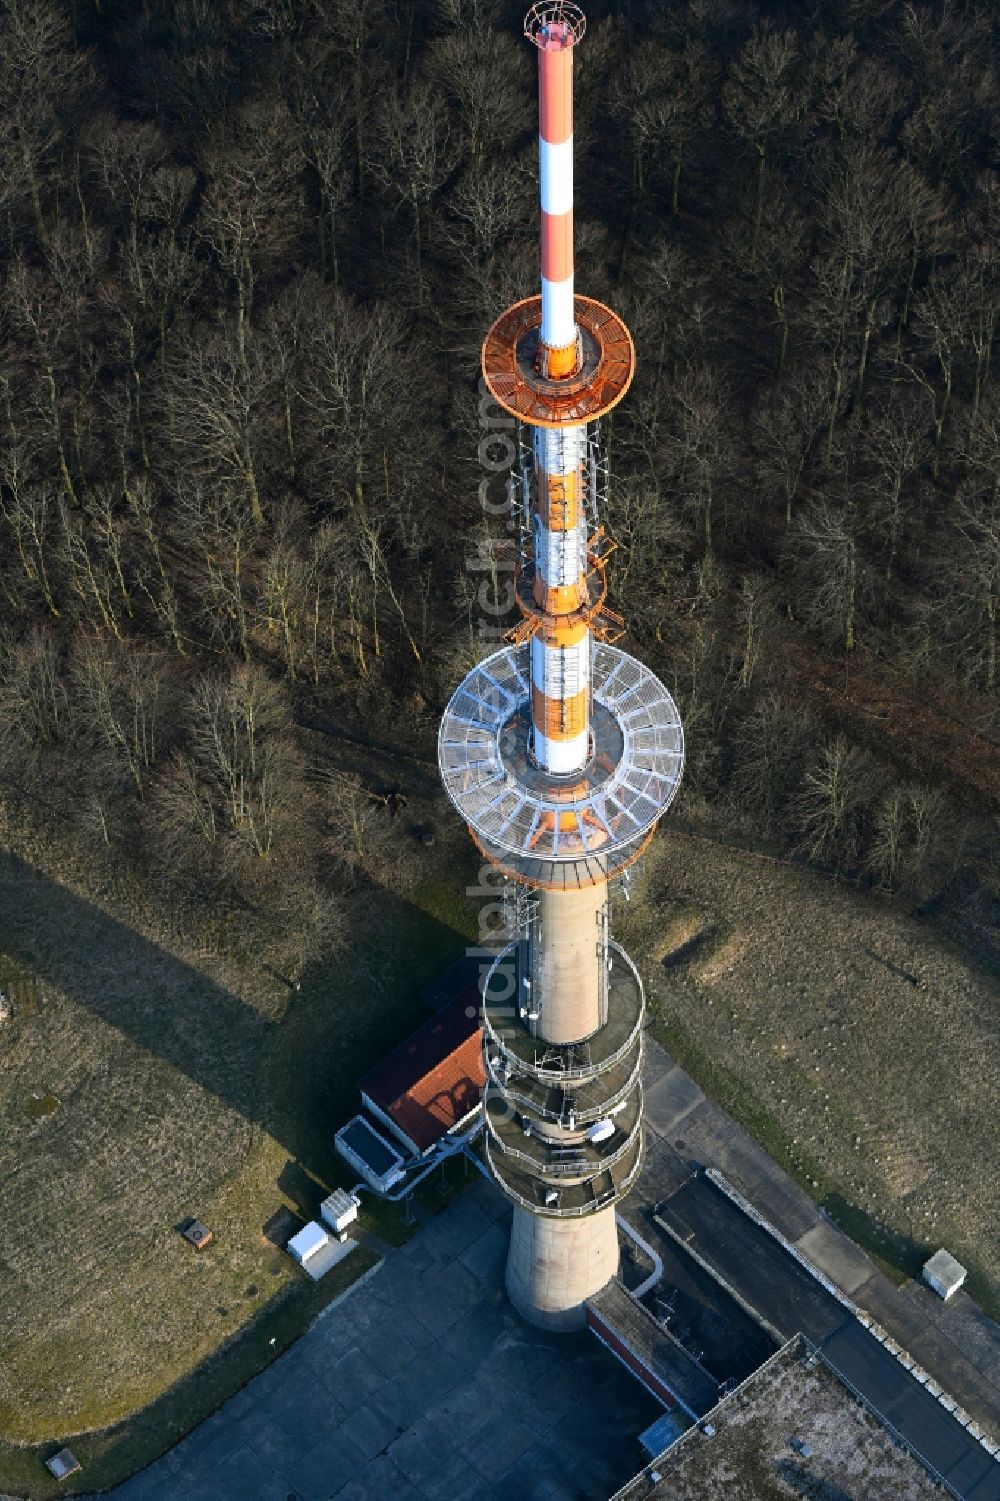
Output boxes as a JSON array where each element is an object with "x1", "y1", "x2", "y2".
[
  {"x1": 535, "y1": 8, "x2": 579, "y2": 383},
  {"x1": 531, "y1": 7, "x2": 590, "y2": 776},
  {"x1": 439, "y1": 2, "x2": 684, "y2": 1330}
]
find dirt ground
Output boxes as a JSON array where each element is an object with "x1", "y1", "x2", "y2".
[
  {"x1": 650, "y1": 1341, "x2": 948, "y2": 1500},
  {"x1": 619, "y1": 815, "x2": 1000, "y2": 1304}
]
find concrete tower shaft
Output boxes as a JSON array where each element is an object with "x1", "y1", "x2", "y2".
[
  {"x1": 506, "y1": 1202, "x2": 619, "y2": 1330},
  {"x1": 438, "y1": 0, "x2": 684, "y2": 1333},
  {"x1": 529, "y1": 881, "x2": 607, "y2": 1045}
]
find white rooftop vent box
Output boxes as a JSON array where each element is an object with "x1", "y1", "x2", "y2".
[
  {"x1": 922, "y1": 1248, "x2": 967, "y2": 1300},
  {"x1": 320, "y1": 1189, "x2": 360, "y2": 1237},
  {"x1": 288, "y1": 1220, "x2": 331, "y2": 1267},
  {"x1": 586, "y1": 1119, "x2": 615, "y2": 1144},
  {"x1": 287, "y1": 1219, "x2": 357, "y2": 1282}
]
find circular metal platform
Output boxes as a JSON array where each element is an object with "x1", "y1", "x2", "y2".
[
  {"x1": 437, "y1": 642, "x2": 684, "y2": 886},
  {"x1": 484, "y1": 1082, "x2": 643, "y2": 1182},
  {"x1": 484, "y1": 1126, "x2": 644, "y2": 1218},
  {"x1": 481, "y1": 295, "x2": 635, "y2": 428}
]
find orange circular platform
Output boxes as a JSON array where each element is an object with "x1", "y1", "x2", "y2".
[{"x1": 482, "y1": 295, "x2": 635, "y2": 427}]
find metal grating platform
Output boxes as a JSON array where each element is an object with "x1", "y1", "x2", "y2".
[
  {"x1": 438, "y1": 642, "x2": 683, "y2": 883},
  {"x1": 482, "y1": 939, "x2": 644, "y2": 1082}
]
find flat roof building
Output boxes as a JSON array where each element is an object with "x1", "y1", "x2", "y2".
[
  {"x1": 613, "y1": 1337, "x2": 949, "y2": 1501},
  {"x1": 334, "y1": 1115, "x2": 407, "y2": 1192},
  {"x1": 587, "y1": 1279, "x2": 720, "y2": 1420}
]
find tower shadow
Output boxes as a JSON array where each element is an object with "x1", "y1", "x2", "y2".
[{"x1": 0, "y1": 848, "x2": 469, "y2": 1179}]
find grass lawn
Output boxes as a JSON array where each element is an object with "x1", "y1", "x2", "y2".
[
  {"x1": 0, "y1": 807, "x2": 482, "y2": 1498},
  {"x1": 620, "y1": 820, "x2": 1000, "y2": 1317},
  {"x1": 2, "y1": 768, "x2": 995, "y2": 1498}
]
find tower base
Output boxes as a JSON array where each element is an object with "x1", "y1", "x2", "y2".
[{"x1": 505, "y1": 1203, "x2": 619, "y2": 1331}]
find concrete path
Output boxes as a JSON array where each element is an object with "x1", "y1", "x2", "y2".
[
  {"x1": 640, "y1": 1038, "x2": 1000, "y2": 1438},
  {"x1": 93, "y1": 1180, "x2": 660, "y2": 1501},
  {"x1": 652, "y1": 1175, "x2": 1000, "y2": 1499}
]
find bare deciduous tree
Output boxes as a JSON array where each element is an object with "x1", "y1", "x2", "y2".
[
  {"x1": 171, "y1": 482, "x2": 258, "y2": 660},
  {"x1": 198, "y1": 97, "x2": 306, "y2": 360},
  {"x1": 935, "y1": 488, "x2": 1000, "y2": 693},
  {"x1": 790, "y1": 734, "x2": 881, "y2": 870},
  {"x1": 753, "y1": 361, "x2": 829, "y2": 527},
  {"x1": 733, "y1": 572, "x2": 778, "y2": 691},
  {"x1": 858, "y1": 389, "x2": 929, "y2": 588},
  {"x1": 0, "y1": 625, "x2": 69, "y2": 782},
  {"x1": 615, "y1": 40, "x2": 715, "y2": 212},
  {"x1": 866, "y1": 781, "x2": 949, "y2": 894},
  {"x1": 369, "y1": 82, "x2": 455, "y2": 301},
  {"x1": 161, "y1": 325, "x2": 274, "y2": 529},
  {"x1": 723, "y1": 24, "x2": 807, "y2": 267},
  {"x1": 787, "y1": 498, "x2": 871, "y2": 653},
  {"x1": 70, "y1": 633, "x2": 172, "y2": 794},
  {"x1": 729, "y1": 693, "x2": 816, "y2": 839},
  {"x1": 664, "y1": 362, "x2": 734, "y2": 556},
  {"x1": 0, "y1": 0, "x2": 93, "y2": 244},
  {"x1": 157, "y1": 664, "x2": 303, "y2": 869},
  {"x1": 428, "y1": 26, "x2": 526, "y2": 168}
]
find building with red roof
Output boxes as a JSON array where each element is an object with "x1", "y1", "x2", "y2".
[{"x1": 358, "y1": 985, "x2": 485, "y2": 1157}]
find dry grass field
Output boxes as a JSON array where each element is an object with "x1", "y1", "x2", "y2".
[
  {"x1": 0, "y1": 797, "x2": 477, "y2": 1495},
  {"x1": 621, "y1": 816, "x2": 1000, "y2": 1307}
]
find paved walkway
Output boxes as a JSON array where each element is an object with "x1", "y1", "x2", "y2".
[
  {"x1": 95, "y1": 1181, "x2": 660, "y2": 1501},
  {"x1": 655, "y1": 1174, "x2": 1000, "y2": 1500},
  {"x1": 640, "y1": 1039, "x2": 1000, "y2": 1437}
]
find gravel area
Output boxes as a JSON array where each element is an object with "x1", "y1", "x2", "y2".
[{"x1": 634, "y1": 1338, "x2": 948, "y2": 1500}]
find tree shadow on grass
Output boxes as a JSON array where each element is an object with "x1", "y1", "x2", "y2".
[
  {"x1": 0, "y1": 848, "x2": 469, "y2": 1180},
  {"x1": 276, "y1": 1159, "x2": 326, "y2": 1221},
  {"x1": 262, "y1": 1204, "x2": 304, "y2": 1249},
  {"x1": 0, "y1": 845, "x2": 473, "y2": 1494}
]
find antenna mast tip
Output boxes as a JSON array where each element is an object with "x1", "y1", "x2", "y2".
[{"x1": 524, "y1": 1, "x2": 586, "y2": 50}]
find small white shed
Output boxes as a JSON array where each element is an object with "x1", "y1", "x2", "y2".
[
  {"x1": 922, "y1": 1248, "x2": 967, "y2": 1301},
  {"x1": 287, "y1": 1220, "x2": 331, "y2": 1268}
]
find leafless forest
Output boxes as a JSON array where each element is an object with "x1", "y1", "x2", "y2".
[{"x1": 0, "y1": 0, "x2": 997, "y2": 958}]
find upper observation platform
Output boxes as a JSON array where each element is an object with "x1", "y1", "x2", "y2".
[{"x1": 437, "y1": 641, "x2": 684, "y2": 889}]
